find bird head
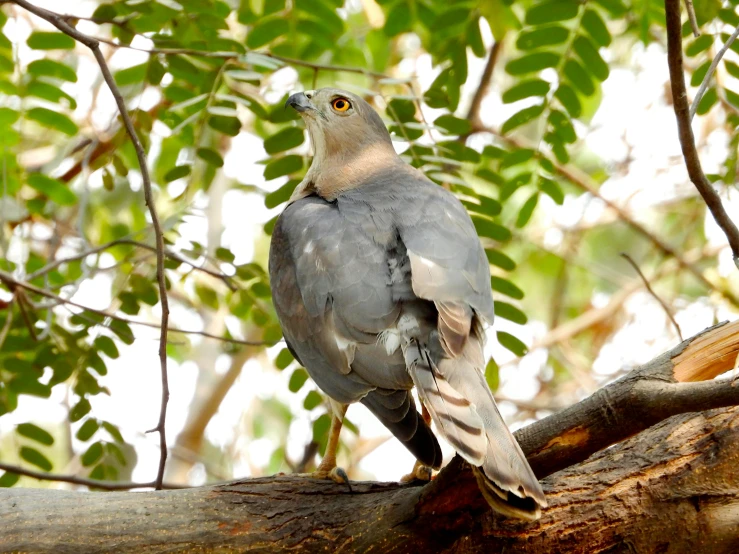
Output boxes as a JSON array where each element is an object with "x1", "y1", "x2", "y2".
[{"x1": 285, "y1": 88, "x2": 408, "y2": 201}]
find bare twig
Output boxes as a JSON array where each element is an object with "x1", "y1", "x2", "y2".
[
  {"x1": 665, "y1": 0, "x2": 739, "y2": 269},
  {"x1": 465, "y1": 41, "x2": 502, "y2": 129},
  {"x1": 0, "y1": 269, "x2": 270, "y2": 347},
  {"x1": 0, "y1": 462, "x2": 186, "y2": 491},
  {"x1": 621, "y1": 253, "x2": 683, "y2": 340},
  {"x1": 28, "y1": 238, "x2": 236, "y2": 291},
  {"x1": 683, "y1": 0, "x2": 700, "y2": 37},
  {"x1": 690, "y1": 24, "x2": 739, "y2": 121},
  {"x1": 9, "y1": 0, "x2": 172, "y2": 490}
]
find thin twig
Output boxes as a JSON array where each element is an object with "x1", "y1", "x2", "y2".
[
  {"x1": 621, "y1": 253, "x2": 683, "y2": 340},
  {"x1": 9, "y1": 0, "x2": 172, "y2": 490},
  {"x1": 465, "y1": 41, "x2": 502, "y2": 128},
  {"x1": 682, "y1": 0, "x2": 700, "y2": 37},
  {"x1": 0, "y1": 269, "x2": 270, "y2": 346},
  {"x1": 665, "y1": 0, "x2": 739, "y2": 270},
  {"x1": 690, "y1": 25, "x2": 739, "y2": 121},
  {"x1": 0, "y1": 462, "x2": 186, "y2": 491},
  {"x1": 28, "y1": 238, "x2": 236, "y2": 291}
]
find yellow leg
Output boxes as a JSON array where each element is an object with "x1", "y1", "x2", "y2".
[
  {"x1": 312, "y1": 402, "x2": 349, "y2": 486},
  {"x1": 400, "y1": 403, "x2": 434, "y2": 483}
]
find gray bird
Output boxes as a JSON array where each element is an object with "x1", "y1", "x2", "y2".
[{"x1": 269, "y1": 87, "x2": 546, "y2": 519}]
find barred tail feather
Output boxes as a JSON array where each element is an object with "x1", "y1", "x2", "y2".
[
  {"x1": 403, "y1": 341, "x2": 487, "y2": 467},
  {"x1": 438, "y1": 335, "x2": 547, "y2": 519}
]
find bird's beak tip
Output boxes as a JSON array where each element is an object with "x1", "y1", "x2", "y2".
[{"x1": 285, "y1": 92, "x2": 314, "y2": 114}]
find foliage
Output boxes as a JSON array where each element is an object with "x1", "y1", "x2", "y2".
[{"x1": 0, "y1": 0, "x2": 737, "y2": 488}]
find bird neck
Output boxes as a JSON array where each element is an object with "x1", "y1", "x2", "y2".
[{"x1": 294, "y1": 135, "x2": 402, "y2": 202}]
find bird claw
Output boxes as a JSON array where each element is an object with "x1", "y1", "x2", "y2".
[
  {"x1": 400, "y1": 462, "x2": 433, "y2": 483},
  {"x1": 308, "y1": 466, "x2": 352, "y2": 492}
]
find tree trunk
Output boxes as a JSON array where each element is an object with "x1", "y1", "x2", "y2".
[{"x1": 2, "y1": 321, "x2": 738, "y2": 553}]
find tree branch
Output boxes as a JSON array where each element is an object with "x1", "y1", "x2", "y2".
[
  {"x1": 26, "y1": 238, "x2": 236, "y2": 291},
  {"x1": 0, "y1": 270, "x2": 269, "y2": 347},
  {"x1": 690, "y1": 23, "x2": 739, "y2": 121},
  {"x1": 665, "y1": 0, "x2": 739, "y2": 269},
  {"x1": 0, "y1": 462, "x2": 185, "y2": 491},
  {"x1": 2, "y1": 320, "x2": 739, "y2": 551},
  {"x1": 465, "y1": 41, "x2": 502, "y2": 128}
]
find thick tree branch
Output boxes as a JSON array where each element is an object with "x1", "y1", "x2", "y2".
[
  {"x1": 665, "y1": 0, "x2": 739, "y2": 269},
  {"x1": 2, "y1": 321, "x2": 738, "y2": 552}
]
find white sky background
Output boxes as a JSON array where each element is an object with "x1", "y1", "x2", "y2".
[{"x1": 1, "y1": 0, "x2": 738, "y2": 486}]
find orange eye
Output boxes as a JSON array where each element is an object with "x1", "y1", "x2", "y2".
[{"x1": 332, "y1": 98, "x2": 351, "y2": 112}]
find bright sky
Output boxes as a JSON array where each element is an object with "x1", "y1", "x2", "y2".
[{"x1": 1, "y1": 0, "x2": 738, "y2": 486}]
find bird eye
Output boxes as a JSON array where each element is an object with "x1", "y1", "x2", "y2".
[{"x1": 332, "y1": 98, "x2": 351, "y2": 112}]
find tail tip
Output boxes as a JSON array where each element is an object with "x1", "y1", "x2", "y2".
[{"x1": 472, "y1": 467, "x2": 546, "y2": 521}]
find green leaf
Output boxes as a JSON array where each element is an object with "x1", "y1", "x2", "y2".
[
  {"x1": 94, "y1": 336, "x2": 119, "y2": 359},
  {"x1": 516, "y1": 26, "x2": 569, "y2": 50},
  {"x1": 246, "y1": 18, "x2": 289, "y2": 48},
  {"x1": 434, "y1": 115, "x2": 471, "y2": 136},
  {"x1": 288, "y1": 368, "x2": 309, "y2": 392},
  {"x1": 539, "y1": 177, "x2": 565, "y2": 204},
  {"x1": 102, "y1": 421, "x2": 124, "y2": 443},
  {"x1": 27, "y1": 107, "x2": 78, "y2": 136},
  {"x1": 497, "y1": 331, "x2": 528, "y2": 356},
  {"x1": 548, "y1": 110, "x2": 577, "y2": 143},
  {"x1": 594, "y1": 0, "x2": 628, "y2": 16},
  {"x1": 20, "y1": 446, "x2": 53, "y2": 471},
  {"x1": 26, "y1": 81, "x2": 77, "y2": 109},
  {"x1": 27, "y1": 59, "x2": 77, "y2": 82},
  {"x1": 17, "y1": 423, "x2": 54, "y2": 446},
  {"x1": 196, "y1": 147, "x2": 224, "y2": 168},
  {"x1": 109, "y1": 320, "x2": 135, "y2": 345},
  {"x1": 501, "y1": 104, "x2": 545, "y2": 134},
  {"x1": 207, "y1": 115, "x2": 242, "y2": 136},
  {"x1": 164, "y1": 165, "x2": 192, "y2": 182},
  {"x1": 0, "y1": 472, "x2": 20, "y2": 487},
  {"x1": 685, "y1": 35, "x2": 713, "y2": 58},
  {"x1": 265, "y1": 179, "x2": 298, "y2": 209},
  {"x1": 516, "y1": 193, "x2": 539, "y2": 227},
  {"x1": 215, "y1": 247, "x2": 235, "y2": 263},
  {"x1": 264, "y1": 127, "x2": 304, "y2": 154},
  {"x1": 114, "y1": 63, "x2": 147, "y2": 86},
  {"x1": 491, "y1": 276, "x2": 524, "y2": 300},
  {"x1": 275, "y1": 348, "x2": 294, "y2": 370},
  {"x1": 81, "y1": 442, "x2": 104, "y2": 467},
  {"x1": 303, "y1": 390, "x2": 323, "y2": 410},
  {"x1": 472, "y1": 216, "x2": 511, "y2": 241},
  {"x1": 384, "y1": 2, "x2": 413, "y2": 36},
  {"x1": 486, "y1": 249, "x2": 516, "y2": 271},
  {"x1": 582, "y1": 9, "x2": 611, "y2": 47},
  {"x1": 506, "y1": 52, "x2": 560, "y2": 75},
  {"x1": 485, "y1": 358, "x2": 499, "y2": 392},
  {"x1": 554, "y1": 84, "x2": 582, "y2": 118},
  {"x1": 502, "y1": 79, "x2": 550, "y2": 104},
  {"x1": 564, "y1": 59, "x2": 595, "y2": 96},
  {"x1": 697, "y1": 87, "x2": 717, "y2": 115},
  {"x1": 70, "y1": 398, "x2": 91, "y2": 422},
  {"x1": 573, "y1": 36, "x2": 609, "y2": 81},
  {"x1": 76, "y1": 418, "x2": 100, "y2": 441},
  {"x1": 264, "y1": 155, "x2": 303, "y2": 180},
  {"x1": 27, "y1": 174, "x2": 77, "y2": 205},
  {"x1": 526, "y1": 1, "x2": 580, "y2": 25},
  {"x1": 27, "y1": 31, "x2": 76, "y2": 50}
]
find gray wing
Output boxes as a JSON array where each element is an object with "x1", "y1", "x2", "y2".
[
  {"x1": 269, "y1": 196, "x2": 441, "y2": 467},
  {"x1": 396, "y1": 181, "x2": 495, "y2": 355}
]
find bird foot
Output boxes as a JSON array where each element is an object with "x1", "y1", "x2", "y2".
[
  {"x1": 308, "y1": 466, "x2": 352, "y2": 491},
  {"x1": 400, "y1": 461, "x2": 433, "y2": 483}
]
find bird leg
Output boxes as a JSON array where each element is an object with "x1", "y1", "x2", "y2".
[
  {"x1": 311, "y1": 401, "x2": 350, "y2": 487},
  {"x1": 400, "y1": 404, "x2": 434, "y2": 483}
]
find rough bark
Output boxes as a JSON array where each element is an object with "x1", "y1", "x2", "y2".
[{"x1": 1, "y1": 321, "x2": 738, "y2": 553}]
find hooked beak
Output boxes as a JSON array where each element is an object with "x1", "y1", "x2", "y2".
[{"x1": 285, "y1": 92, "x2": 315, "y2": 113}]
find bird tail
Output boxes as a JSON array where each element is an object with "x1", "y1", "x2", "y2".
[{"x1": 404, "y1": 334, "x2": 546, "y2": 520}]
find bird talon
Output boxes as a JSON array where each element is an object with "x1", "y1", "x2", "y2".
[{"x1": 400, "y1": 461, "x2": 433, "y2": 483}]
